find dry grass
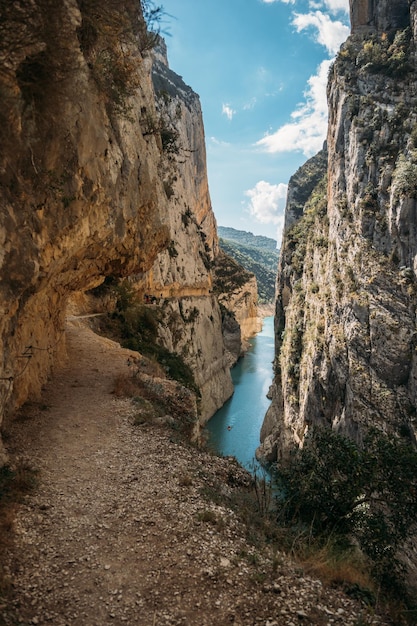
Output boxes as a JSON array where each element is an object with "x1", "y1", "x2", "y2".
[
  {"x1": 113, "y1": 363, "x2": 198, "y2": 442},
  {"x1": 113, "y1": 373, "x2": 142, "y2": 398},
  {"x1": 113, "y1": 357, "x2": 166, "y2": 399},
  {"x1": 300, "y1": 542, "x2": 376, "y2": 603}
]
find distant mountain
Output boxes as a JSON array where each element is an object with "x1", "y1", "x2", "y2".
[
  {"x1": 218, "y1": 227, "x2": 279, "y2": 303},
  {"x1": 218, "y1": 227, "x2": 278, "y2": 251}
]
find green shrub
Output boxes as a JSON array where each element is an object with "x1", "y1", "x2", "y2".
[
  {"x1": 393, "y1": 154, "x2": 417, "y2": 198},
  {"x1": 356, "y1": 29, "x2": 412, "y2": 78},
  {"x1": 276, "y1": 427, "x2": 417, "y2": 598},
  {"x1": 140, "y1": 0, "x2": 166, "y2": 51},
  {"x1": 94, "y1": 279, "x2": 199, "y2": 395}
]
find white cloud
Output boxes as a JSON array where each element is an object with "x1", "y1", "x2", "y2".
[
  {"x1": 245, "y1": 180, "x2": 288, "y2": 246},
  {"x1": 222, "y1": 103, "x2": 236, "y2": 121},
  {"x1": 243, "y1": 97, "x2": 257, "y2": 111},
  {"x1": 292, "y1": 10, "x2": 349, "y2": 56},
  {"x1": 322, "y1": 0, "x2": 349, "y2": 14},
  {"x1": 210, "y1": 136, "x2": 231, "y2": 147},
  {"x1": 245, "y1": 181, "x2": 288, "y2": 244},
  {"x1": 255, "y1": 3, "x2": 349, "y2": 158},
  {"x1": 256, "y1": 59, "x2": 330, "y2": 157},
  {"x1": 261, "y1": 0, "x2": 349, "y2": 11}
]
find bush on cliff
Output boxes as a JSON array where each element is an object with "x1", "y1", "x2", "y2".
[{"x1": 275, "y1": 427, "x2": 417, "y2": 603}]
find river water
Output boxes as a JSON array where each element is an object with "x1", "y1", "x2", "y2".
[{"x1": 205, "y1": 316, "x2": 275, "y2": 471}]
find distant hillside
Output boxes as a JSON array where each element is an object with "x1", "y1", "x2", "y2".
[
  {"x1": 218, "y1": 227, "x2": 279, "y2": 303},
  {"x1": 218, "y1": 227, "x2": 278, "y2": 251}
]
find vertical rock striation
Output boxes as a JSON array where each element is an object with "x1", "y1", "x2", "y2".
[
  {"x1": 350, "y1": 0, "x2": 409, "y2": 34},
  {"x1": 258, "y1": 0, "x2": 417, "y2": 462}
]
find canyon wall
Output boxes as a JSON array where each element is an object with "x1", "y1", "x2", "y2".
[
  {"x1": 0, "y1": 0, "x2": 170, "y2": 463},
  {"x1": 259, "y1": 0, "x2": 417, "y2": 462},
  {"x1": 134, "y1": 41, "x2": 235, "y2": 422},
  {"x1": 350, "y1": 0, "x2": 409, "y2": 33},
  {"x1": 0, "y1": 0, "x2": 256, "y2": 458}
]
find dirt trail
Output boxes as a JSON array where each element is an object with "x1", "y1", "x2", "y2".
[{"x1": 2, "y1": 319, "x2": 388, "y2": 626}]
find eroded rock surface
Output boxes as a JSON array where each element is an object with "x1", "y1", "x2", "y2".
[
  {"x1": 0, "y1": 1, "x2": 252, "y2": 440},
  {"x1": 259, "y1": 0, "x2": 417, "y2": 462}
]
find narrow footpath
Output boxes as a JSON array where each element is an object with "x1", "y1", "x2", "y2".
[{"x1": 1, "y1": 319, "x2": 388, "y2": 626}]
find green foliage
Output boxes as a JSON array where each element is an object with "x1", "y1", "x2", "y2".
[
  {"x1": 141, "y1": 110, "x2": 180, "y2": 155},
  {"x1": 286, "y1": 175, "x2": 328, "y2": 276},
  {"x1": 76, "y1": 1, "x2": 168, "y2": 116},
  {"x1": 217, "y1": 227, "x2": 278, "y2": 251},
  {"x1": 76, "y1": 1, "x2": 143, "y2": 116},
  {"x1": 181, "y1": 207, "x2": 193, "y2": 228},
  {"x1": 212, "y1": 250, "x2": 254, "y2": 294},
  {"x1": 276, "y1": 427, "x2": 417, "y2": 597},
  {"x1": 218, "y1": 236, "x2": 279, "y2": 303},
  {"x1": 284, "y1": 147, "x2": 328, "y2": 221},
  {"x1": 178, "y1": 301, "x2": 199, "y2": 324},
  {"x1": 410, "y1": 124, "x2": 417, "y2": 149},
  {"x1": 393, "y1": 154, "x2": 417, "y2": 199},
  {"x1": 140, "y1": 0, "x2": 167, "y2": 52},
  {"x1": 159, "y1": 119, "x2": 180, "y2": 154},
  {"x1": 356, "y1": 29, "x2": 412, "y2": 78},
  {"x1": 95, "y1": 280, "x2": 199, "y2": 395}
]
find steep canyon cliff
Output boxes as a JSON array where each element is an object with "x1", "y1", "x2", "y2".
[
  {"x1": 0, "y1": 0, "x2": 259, "y2": 461},
  {"x1": 259, "y1": 0, "x2": 417, "y2": 462}
]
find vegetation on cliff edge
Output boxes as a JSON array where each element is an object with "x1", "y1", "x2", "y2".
[{"x1": 217, "y1": 230, "x2": 279, "y2": 303}]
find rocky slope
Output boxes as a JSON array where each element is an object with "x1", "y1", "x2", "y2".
[
  {"x1": 1, "y1": 316, "x2": 389, "y2": 626},
  {"x1": 131, "y1": 39, "x2": 236, "y2": 423},
  {"x1": 0, "y1": 0, "x2": 258, "y2": 452},
  {"x1": 258, "y1": 0, "x2": 417, "y2": 462}
]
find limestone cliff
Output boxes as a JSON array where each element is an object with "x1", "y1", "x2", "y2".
[
  {"x1": 130, "y1": 40, "x2": 234, "y2": 422},
  {"x1": 0, "y1": 0, "x2": 238, "y2": 458},
  {"x1": 350, "y1": 0, "x2": 409, "y2": 33},
  {"x1": 259, "y1": 0, "x2": 417, "y2": 462}
]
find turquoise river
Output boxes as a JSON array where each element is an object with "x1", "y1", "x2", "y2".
[{"x1": 205, "y1": 316, "x2": 275, "y2": 470}]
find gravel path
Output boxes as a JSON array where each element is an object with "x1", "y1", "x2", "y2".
[{"x1": 1, "y1": 319, "x2": 389, "y2": 625}]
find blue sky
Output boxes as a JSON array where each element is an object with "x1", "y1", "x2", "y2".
[{"x1": 159, "y1": 0, "x2": 350, "y2": 246}]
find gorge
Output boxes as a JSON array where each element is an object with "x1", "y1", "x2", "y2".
[{"x1": 2, "y1": 0, "x2": 417, "y2": 621}]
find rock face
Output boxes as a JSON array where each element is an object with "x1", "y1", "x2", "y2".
[
  {"x1": 135, "y1": 40, "x2": 235, "y2": 422},
  {"x1": 0, "y1": 0, "x2": 247, "y2": 448},
  {"x1": 258, "y1": 0, "x2": 417, "y2": 462},
  {"x1": 1, "y1": 0, "x2": 169, "y2": 445},
  {"x1": 350, "y1": 0, "x2": 409, "y2": 33}
]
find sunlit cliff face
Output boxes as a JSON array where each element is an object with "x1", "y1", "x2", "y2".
[{"x1": 0, "y1": 1, "x2": 261, "y2": 462}]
